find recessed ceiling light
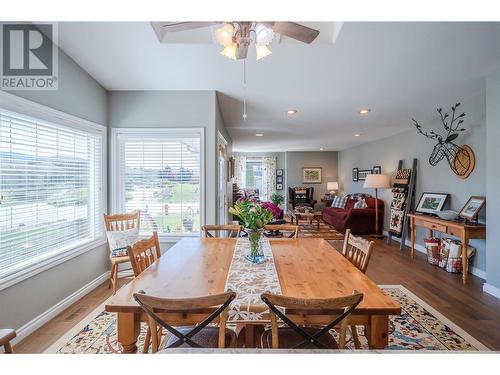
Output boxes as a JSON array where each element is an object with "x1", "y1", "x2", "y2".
[
  {"x1": 287, "y1": 109, "x2": 298, "y2": 115},
  {"x1": 359, "y1": 108, "x2": 371, "y2": 115},
  {"x1": 354, "y1": 133, "x2": 361, "y2": 137},
  {"x1": 255, "y1": 133, "x2": 264, "y2": 137},
  {"x1": 319, "y1": 148, "x2": 324, "y2": 151}
]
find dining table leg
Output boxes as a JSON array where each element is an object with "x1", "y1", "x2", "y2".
[
  {"x1": 117, "y1": 312, "x2": 141, "y2": 354},
  {"x1": 367, "y1": 315, "x2": 389, "y2": 349}
]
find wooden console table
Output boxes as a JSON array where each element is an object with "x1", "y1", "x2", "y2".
[{"x1": 407, "y1": 213, "x2": 486, "y2": 284}]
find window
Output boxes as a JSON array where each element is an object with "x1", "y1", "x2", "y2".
[
  {"x1": 245, "y1": 159, "x2": 263, "y2": 196},
  {"x1": 112, "y1": 128, "x2": 203, "y2": 237},
  {"x1": 0, "y1": 108, "x2": 105, "y2": 284}
]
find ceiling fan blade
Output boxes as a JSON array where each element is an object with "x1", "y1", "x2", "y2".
[
  {"x1": 235, "y1": 43, "x2": 249, "y2": 60},
  {"x1": 160, "y1": 22, "x2": 220, "y2": 32},
  {"x1": 270, "y1": 22, "x2": 320, "y2": 44}
]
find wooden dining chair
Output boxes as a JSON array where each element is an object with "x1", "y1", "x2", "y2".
[
  {"x1": 104, "y1": 211, "x2": 141, "y2": 294},
  {"x1": 133, "y1": 291, "x2": 237, "y2": 353},
  {"x1": 126, "y1": 231, "x2": 162, "y2": 353},
  {"x1": 0, "y1": 329, "x2": 16, "y2": 354},
  {"x1": 264, "y1": 224, "x2": 299, "y2": 239},
  {"x1": 341, "y1": 229, "x2": 375, "y2": 348},
  {"x1": 260, "y1": 292, "x2": 363, "y2": 349},
  {"x1": 202, "y1": 224, "x2": 242, "y2": 238}
]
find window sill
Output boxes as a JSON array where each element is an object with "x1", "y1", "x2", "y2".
[{"x1": 0, "y1": 237, "x2": 107, "y2": 292}]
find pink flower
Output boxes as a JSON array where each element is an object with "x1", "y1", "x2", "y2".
[{"x1": 261, "y1": 201, "x2": 281, "y2": 219}]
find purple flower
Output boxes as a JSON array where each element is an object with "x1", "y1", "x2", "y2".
[{"x1": 261, "y1": 201, "x2": 281, "y2": 219}]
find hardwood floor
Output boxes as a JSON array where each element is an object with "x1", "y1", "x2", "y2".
[{"x1": 13, "y1": 238, "x2": 500, "y2": 352}]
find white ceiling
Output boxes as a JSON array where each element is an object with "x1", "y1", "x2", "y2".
[{"x1": 56, "y1": 22, "x2": 500, "y2": 152}]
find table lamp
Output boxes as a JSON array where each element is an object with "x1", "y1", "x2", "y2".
[
  {"x1": 363, "y1": 174, "x2": 391, "y2": 239},
  {"x1": 327, "y1": 181, "x2": 339, "y2": 195}
]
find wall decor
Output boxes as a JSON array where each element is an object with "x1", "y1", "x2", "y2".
[
  {"x1": 415, "y1": 192, "x2": 449, "y2": 214},
  {"x1": 276, "y1": 176, "x2": 283, "y2": 183},
  {"x1": 357, "y1": 169, "x2": 372, "y2": 181},
  {"x1": 413, "y1": 102, "x2": 475, "y2": 179},
  {"x1": 459, "y1": 196, "x2": 485, "y2": 220},
  {"x1": 276, "y1": 183, "x2": 283, "y2": 190},
  {"x1": 373, "y1": 166, "x2": 382, "y2": 174},
  {"x1": 352, "y1": 168, "x2": 359, "y2": 182},
  {"x1": 389, "y1": 168, "x2": 413, "y2": 238},
  {"x1": 276, "y1": 169, "x2": 283, "y2": 176},
  {"x1": 303, "y1": 167, "x2": 322, "y2": 184}
]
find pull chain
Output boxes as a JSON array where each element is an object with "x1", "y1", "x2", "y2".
[{"x1": 242, "y1": 60, "x2": 247, "y2": 120}]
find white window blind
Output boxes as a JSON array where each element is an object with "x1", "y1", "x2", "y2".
[
  {"x1": 0, "y1": 109, "x2": 104, "y2": 281},
  {"x1": 115, "y1": 130, "x2": 202, "y2": 236}
]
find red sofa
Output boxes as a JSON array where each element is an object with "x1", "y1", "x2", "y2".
[{"x1": 322, "y1": 194, "x2": 384, "y2": 234}]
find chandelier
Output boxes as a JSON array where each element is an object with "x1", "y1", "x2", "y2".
[{"x1": 213, "y1": 22, "x2": 274, "y2": 61}]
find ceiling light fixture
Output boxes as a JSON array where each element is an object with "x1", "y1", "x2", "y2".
[
  {"x1": 214, "y1": 23, "x2": 234, "y2": 47},
  {"x1": 359, "y1": 108, "x2": 371, "y2": 115},
  {"x1": 319, "y1": 147, "x2": 324, "y2": 151},
  {"x1": 354, "y1": 133, "x2": 362, "y2": 137},
  {"x1": 220, "y1": 42, "x2": 238, "y2": 60},
  {"x1": 287, "y1": 109, "x2": 297, "y2": 115},
  {"x1": 255, "y1": 43, "x2": 272, "y2": 60},
  {"x1": 255, "y1": 133, "x2": 264, "y2": 137}
]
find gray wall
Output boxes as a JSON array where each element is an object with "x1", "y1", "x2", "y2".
[
  {"x1": 285, "y1": 151, "x2": 339, "y2": 210},
  {"x1": 486, "y1": 67, "x2": 500, "y2": 289},
  {"x1": 0, "y1": 49, "x2": 109, "y2": 330},
  {"x1": 339, "y1": 92, "x2": 486, "y2": 274},
  {"x1": 108, "y1": 90, "x2": 226, "y2": 225}
]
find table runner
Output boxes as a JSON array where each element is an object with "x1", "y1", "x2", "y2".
[{"x1": 225, "y1": 237, "x2": 282, "y2": 322}]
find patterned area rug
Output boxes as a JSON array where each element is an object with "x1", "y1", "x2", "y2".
[
  {"x1": 294, "y1": 220, "x2": 344, "y2": 240},
  {"x1": 45, "y1": 285, "x2": 488, "y2": 353}
]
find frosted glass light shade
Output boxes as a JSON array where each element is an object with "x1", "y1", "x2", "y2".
[
  {"x1": 220, "y1": 43, "x2": 237, "y2": 60},
  {"x1": 214, "y1": 23, "x2": 234, "y2": 47},
  {"x1": 363, "y1": 174, "x2": 391, "y2": 189},
  {"x1": 256, "y1": 44, "x2": 272, "y2": 60},
  {"x1": 327, "y1": 182, "x2": 339, "y2": 191}
]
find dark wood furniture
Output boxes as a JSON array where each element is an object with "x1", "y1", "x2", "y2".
[
  {"x1": 288, "y1": 187, "x2": 317, "y2": 209},
  {"x1": 105, "y1": 238, "x2": 400, "y2": 352},
  {"x1": 407, "y1": 213, "x2": 486, "y2": 284},
  {"x1": 288, "y1": 209, "x2": 323, "y2": 229}
]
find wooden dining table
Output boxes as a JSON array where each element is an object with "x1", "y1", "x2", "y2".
[{"x1": 105, "y1": 237, "x2": 400, "y2": 352}]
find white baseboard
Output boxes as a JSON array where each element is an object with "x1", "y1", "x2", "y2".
[
  {"x1": 10, "y1": 271, "x2": 110, "y2": 348},
  {"x1": 483, "y1": 283, "x2": 500, "y2": 299},
  {"x1": 383, "y1": 231, "x2": 486, "y2": 280}
]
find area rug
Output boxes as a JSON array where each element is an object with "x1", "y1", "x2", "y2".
[
  {"x1": 294, "y1": 220, "x2": 344, "y2": 240},
  {"x1": 44, "y1": 285, "x2": 489, "y2": 353}
]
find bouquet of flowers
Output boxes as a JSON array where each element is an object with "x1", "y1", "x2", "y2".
[
  {"x1": 261, "y1": 201, "x2": 281, "y2": 219},
  {"x1": 229, "y1": 199, "x2": 274, "y2": 230}
]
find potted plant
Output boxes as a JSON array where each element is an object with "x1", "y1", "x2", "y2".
[
  {"x1": 229, "y1": 199, "x2": 274, "y2": 264},
  {"x1": 270, "y1": 192, "x2": 284, "y2": 206}
]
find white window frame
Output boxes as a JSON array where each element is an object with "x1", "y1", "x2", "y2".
[
  {"x1": 0, "y1": 91, "x2": 107, "y2": 291},
  {"x1": 110, "y1": 127, "x2": 205, "y2": 241}
]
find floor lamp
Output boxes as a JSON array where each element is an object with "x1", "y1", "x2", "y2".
[{"x1": 363, "y1": 174, "x2": 391, "y2": 239}]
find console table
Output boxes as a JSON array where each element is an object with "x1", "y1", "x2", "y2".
[{"x1": 407, "y1": 213, "x2": 486, "y2": 284}]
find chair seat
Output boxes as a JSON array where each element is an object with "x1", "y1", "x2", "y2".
[
  {"x1": 260, "y1": 327, "x2": 339, "y2": 349},
  {"x1": 0, "y1": 329, "x2": 16, "y2": 345},
  {"x1": 161, "y1": 327, "x2": 236, "y2": 349},
  {"x1": 110, "y1": 255, "x2": 130, "y2": 264}
]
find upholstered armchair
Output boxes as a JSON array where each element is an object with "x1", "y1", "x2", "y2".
[{"x1": 288, "y1": 187, "x2": 317, "y2": 210}]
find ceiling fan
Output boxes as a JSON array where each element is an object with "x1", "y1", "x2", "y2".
[{"x1": 159, "y1": 21, "x2": 320, "y2": 60}]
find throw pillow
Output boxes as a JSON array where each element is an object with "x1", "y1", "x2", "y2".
[
  {"x1": 106, "y1": 228, "x2": 139, "y2": 255},
  {"x1": 353, "y1": 198, "x2": 368, "y2": 209},
  {"x1": 331, "y1": 195, "x2": 348, "y2": 209}
]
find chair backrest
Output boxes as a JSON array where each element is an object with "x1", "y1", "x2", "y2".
[
  {"x1": 104, "y1": 211, "x2": 141, "y2": 232},
  {"x1": 202, "y1": 224, "x2": 242, "y2": 238},
  {"x1": 127, "y1": 232, "x2": 161, "y2": 277},
  {"x1": 261, "y1": 292, "x2": 363, "y2": 349},
  {"x1": 342, "y1": 229, "x2": 375, "y2": 273},
  {"x1": 264, "y1": 224, "x2": 299, "y2": 239},
  {"x1": 133, "y1": 291, "x2": 236, "y2": 352}
]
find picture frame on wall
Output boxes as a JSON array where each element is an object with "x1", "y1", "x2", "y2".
[
  {"x1": 303, "y1": 167, "x2": 322, "y2": 184},
  {"x1": 276, "y1": 169, "x2": 283, "y2": 176},
  {"x1": 357, "y1": 169, "x2": 373, "y2": 181},
  {"x1": 373, "y1": 165, "x2": 382, "y2": 174},
  {"x1": 276, "y1": 183, "x2": 283, "y2": 190},
  {"x1": 276, "y1": 176, "x2": 283, "y2": 183},
  {"x1": 459, "y1": 196, "x2": 486, "y2": 220},
  {"x1": 353, "y1": 168, "x2": 359, "y2": 182},
  {"x1": 415, "y1": 192, "x2": 449, "y2": 214}
]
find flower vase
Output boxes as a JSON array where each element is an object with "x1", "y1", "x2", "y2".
[{"x1": 245, "y1": 228, "x2": 265, "y2": 264}]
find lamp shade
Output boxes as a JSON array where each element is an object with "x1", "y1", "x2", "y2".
[
  {"x1": 363, "y1": 174, "x2": 391, "y2": 189},
  {"x1": 327, "y1": 181, "x2": 339, "y2": 191}
]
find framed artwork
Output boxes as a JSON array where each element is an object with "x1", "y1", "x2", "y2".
[
  {"x1": 415, "y1": 192, "x2": 449, "y2": 214},
  {"x1": 459, "y1": 196, "x2": 485, "y2": 219},
  {"x1": 276, "y1": 169, "x2": 284, "y2": 176},
  {"x1": 357, "y1": 169, "x2": 373, "y2": 181},
  {"x1": 276, "y1": 176, "x2": 283, "y2": 183},
  {"x1": 276, "y1": 183, "x2": 283, "y2": 190},
  {"x1": 373, "y1": 165, "x2": 382, "y2": 174},
  {"x1": 352, "y1": 168, "x2": 359, "y2": 182},
  {"x1": 303, "y1": 167, "x2": 322, "y2": 184}
]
